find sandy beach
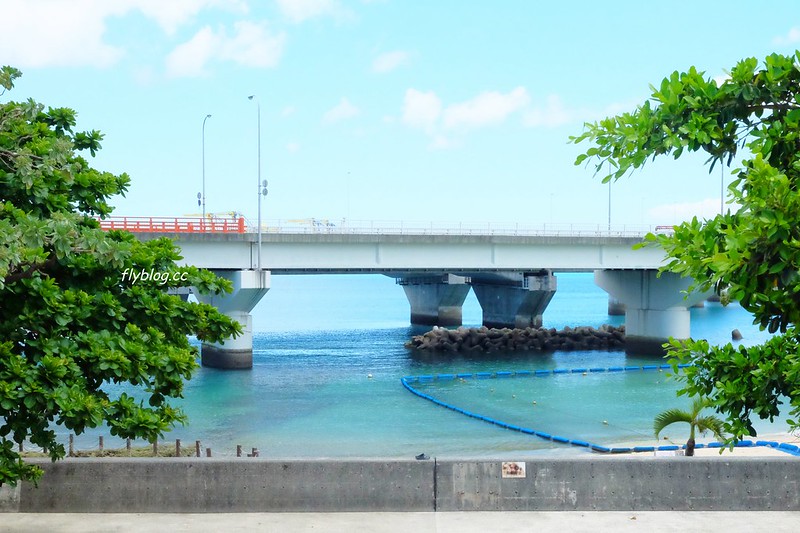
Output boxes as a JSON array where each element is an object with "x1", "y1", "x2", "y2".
[{"x1": 601, "y1": 432, "x2": 800, "y2": 458}]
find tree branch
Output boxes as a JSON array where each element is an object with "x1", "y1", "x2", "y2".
[
  {"x1": 3, "y1": 256, "x2": 58, "y2": 284},
  {"x1": 747, "y1": 102, "x2": 800, "y2": 112}
]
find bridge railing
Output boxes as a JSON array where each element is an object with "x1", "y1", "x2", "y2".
[
  {"x1": 98, "y1": 216, "x2": 245, "y2": 233},
  {"x1": 98, "y1": 216, "x2": 665, "y2": 238},
  {"x1": 257, "y1": 219, "x2": 660, "y2": 238}
]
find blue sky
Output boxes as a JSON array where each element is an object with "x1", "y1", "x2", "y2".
[{"x1": 3, "y1": 1, "x2": 800, "y2": 230}]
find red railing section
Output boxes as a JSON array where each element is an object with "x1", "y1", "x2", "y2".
[{"x1": 98, "y1": 216, "x2": 246, "y2": 234}]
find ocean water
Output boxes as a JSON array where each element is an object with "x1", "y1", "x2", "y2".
[{"x1": 68, "y1": 273, "x2": 789, "y2": 458}]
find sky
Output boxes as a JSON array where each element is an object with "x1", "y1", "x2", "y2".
[{"x1": 2, "y1": 0, "x2": 800, "y2": 231}]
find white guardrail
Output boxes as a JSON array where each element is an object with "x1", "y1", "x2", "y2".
[{"x1": 251, "y1": 218, "x2": 671, "y2": 238}]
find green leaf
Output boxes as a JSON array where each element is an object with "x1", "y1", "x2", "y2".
[
  {"x1": 574, "y1": 52, "x2": 800, "y2": 441},
  {"x1": 0, "y1": 65, "x2": 240, "y2": 486}
]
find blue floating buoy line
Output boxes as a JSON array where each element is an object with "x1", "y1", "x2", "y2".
[{"x1": 401, "y1": 364, "x2": 800, "y2": 457}]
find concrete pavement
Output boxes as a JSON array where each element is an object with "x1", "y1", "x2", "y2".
[{"x1": 2, "y1": 512, "x2": 799, "y2": 532}]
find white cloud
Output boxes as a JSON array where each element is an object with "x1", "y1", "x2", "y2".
[
  {"x1": 773, "y1": 27, "x2": 800, "y2": 46},
  {"x1": 286, "y1": 142, "x2": 300, "y2": 153},
  {"x1": 430, "y1": 135, "x2": 456, "y2": 150},
  {"x1": 121, "y1": 0, "x2": 248, "y2": 34},
  {"x1": 401, "y1": 87, "x2": 615, "y2": 148},
  {"x1": 282, "y1": 106, "x2": 296, "y2": 117},
  {"x1": 323, "y1": 98, "x2": 360, "y2": 123},
  {"x1": 131, "y1": 65, "x2": 157, "y2": 86},
  {"x1": 166, "y1": 21, "x2": 285, "y2": 78},
  {"x1": 402, "y1": 89, "x2": 442, "y2": 133},
  {"x1": 372, "y1": 51, "x2": 409, "y2": 73},
  {"x1": 0, "y1": 0, "x2": 124, "y2": 68},
  {"x1": 275, "y1": 0, "x2": 339, "y2": 23},
  {"x1": 402, "y1": 87, "x2": 531, "y2": 148},
  {"x1": 566, "y1": 97, "x2": 646, "y2": 126},
  {"x1": 165, "y1": 27, "x2": 218, "y2": 77},
  {"x1": 0, "y1": 0, "x2": 248, "y2": 68},
  {"x1": 443, "y1": 87, "x2": 530, "y2": 131},
  {"x1": 525, "y1": 93, "x2": 640, "y2": 128},
  {"x1": 223, "y1": 21, "x2": 285, "y2": 67},
  {"x1": 523, "y1": 94, "x2": 572, "y2": 128}
]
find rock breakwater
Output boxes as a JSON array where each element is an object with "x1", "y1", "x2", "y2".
[{"x1": 405, "y1": 324, "x2": 625, "y2": 352}]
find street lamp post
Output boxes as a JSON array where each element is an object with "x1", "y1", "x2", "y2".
[
  {"x1": 201, "y1": 114, "x2": 211, "y2": 221},
  {"x1": 607, "y1": 161, "x2": 612, "y2": 232},
  {"x1": 248, "y1": 95, "x2": 262, "y2": 271}
]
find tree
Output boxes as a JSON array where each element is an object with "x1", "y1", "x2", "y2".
[
  {"x1": 0, "y1": 67, "x2": 240, "y2": 486},
  {"x1": 654, "y1": 397, "x2": 726, "y2": 456},
  {"x1": 572, "y1": 52, "x2": 800, "y2": 442}
]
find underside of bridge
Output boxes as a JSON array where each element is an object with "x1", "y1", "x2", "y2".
[
  {"x1": 191, "y1": 268, "x2": 711, "y2": 370},
  {"x1": 397, "y1": 269, "x2": 709, "y2": 357},
  {"x1": 397, "y1": 271, "x2": 557, "y2": 330}
]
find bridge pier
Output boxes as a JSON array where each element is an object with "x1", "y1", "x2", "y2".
[
  {"x1": 471, "y1": 272, "x2": 557, "y2": 329},
  {"x1": 398, "y1": 274, "x2": 471, "y2": 326},
  {"x1": 607, "y1": 296, "x2": 626, "y2": 316},
  {"x1": 195, "y1": 269, "x2": 270, "y2": 369},
  {"x1": 594, "y1": 269, "x2": 711, "y2": 356}
]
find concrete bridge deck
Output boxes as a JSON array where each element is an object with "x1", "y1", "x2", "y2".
[{"x1": 137, "y1": 231, "x2": 668, "y2": 273}]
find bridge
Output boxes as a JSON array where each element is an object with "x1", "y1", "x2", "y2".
[{"x1": 101, "y1": 216, "x2": 707, "y2": 369}]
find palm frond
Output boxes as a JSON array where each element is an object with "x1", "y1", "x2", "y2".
[
  {"x1": 695, "y1": 415, "x2": 726, "y2": 441},
  {"x1": 654, "y1": 408, "x2": 692, "y2": 438}
]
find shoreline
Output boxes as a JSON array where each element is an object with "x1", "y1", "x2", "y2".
[
  {"x1": 596, "y1": 431, "x2": 800, "y2": 458},
  {"x1": 23, "y1": 432, "x2": 799, "y2": 461}
]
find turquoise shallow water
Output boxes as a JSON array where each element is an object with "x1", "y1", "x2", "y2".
[{"x1": 65, "y1": 273, "x2": 790, "y2": 457}]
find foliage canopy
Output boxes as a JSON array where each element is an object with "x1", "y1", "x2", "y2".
[
  {"x1": 0, "y1": 66, "x2": 240, "y2": 485},
  {"x1": 572, "y1": 52, "x2": 800, "y2": 441}
]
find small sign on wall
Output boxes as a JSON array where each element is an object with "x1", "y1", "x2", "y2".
[{"x1": 501, "y1": 461, "x2": 526, "y2": 478}]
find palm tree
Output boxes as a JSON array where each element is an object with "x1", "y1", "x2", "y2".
[{"x1": 653, "y1": 397, "x2": 726, "y2": 456}]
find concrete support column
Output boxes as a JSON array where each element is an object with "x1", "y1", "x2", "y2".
[
  {"x1": 168, "y1": 286, "x2": 192, "y2": 302},
  {"x1": 195, "y1": 269, "x2": 270, "y2": 369},
  {"x1": 594, "y1": 269, "x2": 711, "y2": 356},
  {"x1": 398, "y1": 274, "x2": 470, "y2": 326},
  {"x1": 471, "y1": 272, "x2": 557, "y2": 329},
  {"x1": 608, "y1": 296, "x2": 626, "y2": 316}
]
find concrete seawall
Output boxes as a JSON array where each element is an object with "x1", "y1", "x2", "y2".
[
  {"x1": 436, "y1": 459, "x2": 800, "y2": 511},
  {"x1": 1, "y1": 457, "x2": 798, "y2": 512}
]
